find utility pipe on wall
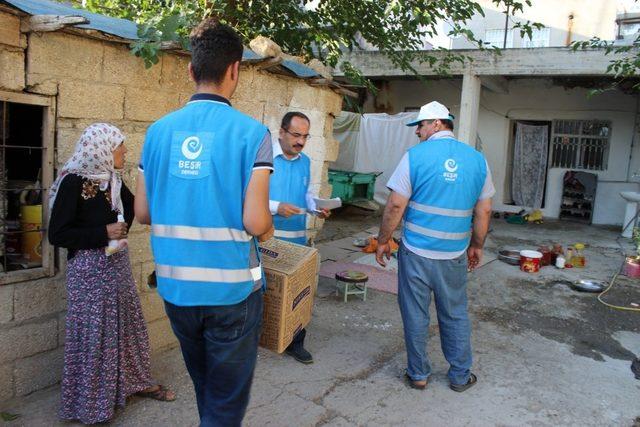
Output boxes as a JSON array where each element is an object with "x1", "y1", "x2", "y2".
[{"x1": 565, "y1": 13, "x2": 574, "y2": 46}]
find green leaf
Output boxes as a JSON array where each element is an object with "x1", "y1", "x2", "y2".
[{"x1": 58, "y1": 0, "x2": 544, "y2": 88}]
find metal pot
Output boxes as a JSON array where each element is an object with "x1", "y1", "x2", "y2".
[{"x1": 498, "y1": 249, "x2": 521, "y2": 266}]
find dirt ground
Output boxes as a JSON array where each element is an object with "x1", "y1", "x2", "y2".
[{"x1": 315, "y1": 205, "x2": 383, "y2": 244}]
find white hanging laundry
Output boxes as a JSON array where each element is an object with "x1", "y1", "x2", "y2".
[{"x1": 353, "y1": 112, "x2": 418, "y2": 204}]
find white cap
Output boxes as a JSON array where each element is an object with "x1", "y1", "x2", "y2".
[{"x1": 406, "y1": 101, "x2": 450, "y2": 126}]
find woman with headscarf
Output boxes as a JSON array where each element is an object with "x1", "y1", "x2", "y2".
[{"x1": 48, "y1": 123, "x2": 175, "y2": 424}]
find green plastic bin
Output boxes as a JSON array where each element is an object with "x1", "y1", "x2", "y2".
[{"x1": 328, "y1": 169, "x2": 381, "y2": 204}]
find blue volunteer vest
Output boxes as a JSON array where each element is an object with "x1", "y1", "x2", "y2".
[
  {"x1": 404, "y1": 137, "x2": 487, "y2": 254},
  {"x1": 270, "y1": 152, "x2": 310, "y2": 245},
  {"x1": 142, "y1": 96, "x2": 268, "y2": 306}
]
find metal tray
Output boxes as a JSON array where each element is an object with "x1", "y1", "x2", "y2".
[
  {"x1": 569, "y1": 279, "x2": 606, "y2": 293},
  {"x1": 498, "y1": 249, "x2": 521, "y2": 266}
]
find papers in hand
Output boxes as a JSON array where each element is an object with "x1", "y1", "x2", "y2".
[{"x1": 313, "y1": 197, "x2": 342, "y2": 211}]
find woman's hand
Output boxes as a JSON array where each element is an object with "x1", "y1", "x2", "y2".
[{"x1": 106, "y1": 222, "x2": 128, "y2": 239}]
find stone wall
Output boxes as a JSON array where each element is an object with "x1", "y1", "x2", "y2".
[{"x1": 0, "y1": 9, "x2": 342, "y2": 401}]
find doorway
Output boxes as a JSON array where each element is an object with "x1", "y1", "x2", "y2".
[{"x1": 504, "y1": 120, "x2": 552, "y2": 209}]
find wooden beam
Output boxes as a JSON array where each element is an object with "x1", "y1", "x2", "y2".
[
  {"x1": 159, "y1": 40, "x2": 182, "y2": 51},
  {"x1": 0, "y1": 90, "x2": 52, "y2": 106},
  {"x1": 41, "y1": 94, "x2": 56, "y2": 277},
  {"x1": 21, "y1": 15, "x2": 89, "y2": 33},
  {"x1": 308, "y1": 78, "x2": 331, "y2": 86},
  {"x1": 255, "y1": 56, "x2": 283, "y2": 70}
]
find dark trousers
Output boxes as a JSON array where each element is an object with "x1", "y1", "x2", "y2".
[
  {"x1": 164, "y1": 290, "x2": 263, "y2": 427},
  {"x1": 287, "y1": 328, "x2": 306, "y2": 350}
]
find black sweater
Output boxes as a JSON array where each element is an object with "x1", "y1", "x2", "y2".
[{"x1": 48, "y1": 173, "x2": 134, "y2": 259}]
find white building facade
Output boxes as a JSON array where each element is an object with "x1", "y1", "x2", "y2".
[{"x1": 337, "y1": 48, "x2": 640, "y2": 227}]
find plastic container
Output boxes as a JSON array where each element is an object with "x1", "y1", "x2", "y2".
[
  {"x1": 20, "y1": 205, "x2": 42, "y2": 263},
  {"x1": 328, "y1": 169, "x2": 381, "y2": 203},
  {"x1": 520, "y1": 250, "x2": 543, "y2": 273},
  {"x1": 555, "y1": 254, "x2": 566, "y2": 269},
  {"x1": 623, "y1": 256, "x2": 640, "y2": 278}
]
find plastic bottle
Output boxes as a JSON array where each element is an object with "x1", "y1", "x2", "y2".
[{"x1": 105, "y1": 214, "x2": 126, "y2": 256}]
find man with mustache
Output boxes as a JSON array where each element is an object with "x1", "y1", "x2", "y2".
[
  {"x1": 376, "y1": 101, "x2": 494, "y2": 392},
  {"x1": 269, "y1": 111, "x2": 330, "y2": 364}
]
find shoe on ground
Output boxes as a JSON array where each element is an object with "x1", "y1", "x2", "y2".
[
  {"x1": 285, "y1": 346, "x2": 313, "y2": 364},
  {"x1": 450, "y1": 373, "x2": 477, "y2": 392},
  {"x1": 404, "y1": 372, "x2": 427, "y2": 390}
]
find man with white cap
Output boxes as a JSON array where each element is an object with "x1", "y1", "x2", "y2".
[{"x1": 375, "y1": 101, "x2": 495, "y2": 392}]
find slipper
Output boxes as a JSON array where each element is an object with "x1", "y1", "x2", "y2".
[
  {"x1": 404, "y1": 372, "x2": 427, "y2": 390},
  {"x1": 450, "y1": 373, "x2": 477, "y2": 392},
  {"x1": 136, "y1": 385, "x2": 176, "y2": 402}
]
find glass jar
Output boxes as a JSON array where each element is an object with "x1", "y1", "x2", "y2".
[
  {"x1": 538, "y1": 245, "x2": 552, "y2": 266},
  {"x1": 551, "y1": 243, "x2": 563, "y2": 265},
  {"x1": 565, "y1": 246, "x2": 575, "y2": 268},
  {"x1": 572, "y1": 243, "x2": 586, "y2": 268}
]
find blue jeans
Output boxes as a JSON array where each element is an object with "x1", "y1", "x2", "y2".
[
  {"x1": 397, "y1": 242, "x2": 472, "y2": 385},
  {"x1": 164, "y1": 290, "x2": 263, "y2": 427}
]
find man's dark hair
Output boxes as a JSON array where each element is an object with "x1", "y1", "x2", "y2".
[
  {"x1": 281, "y1": 112, "x2": 310, "y2": 130},
  {"x1": 441, "y1": 119, "x2": 454, "y2": 130},
  {"x1": 189, "y1": 18, "x2": 243, "y2": 85}
]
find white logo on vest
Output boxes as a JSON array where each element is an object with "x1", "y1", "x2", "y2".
[
  {"x1": 182, "y1": 136, "x2": 203, "y2": 160},
  {"x1": 178, "y1": 136, "x2": 203, "y2": 176},
  {"x1": 443, "y1": 158, "x2": 458, "y2": 182}
]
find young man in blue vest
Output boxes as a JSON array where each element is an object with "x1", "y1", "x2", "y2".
[
  {"x1": 269, "y1": 112, "x2": 330, "y2": 364},
  {"x1": 134, "y1": 19, "x2": 273, "y2": 426},
  {"x1": 375, "y1": 101, "x2": 495, "y2": 392}
]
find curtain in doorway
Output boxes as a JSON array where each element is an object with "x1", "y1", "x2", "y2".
[{"x1": 512, "y1": 122, "x2": 549, "y2": 209}]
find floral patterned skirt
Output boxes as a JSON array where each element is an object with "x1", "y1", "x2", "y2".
[{"x1": 59, "y1": 248, "x2": 153, "y2": 424}]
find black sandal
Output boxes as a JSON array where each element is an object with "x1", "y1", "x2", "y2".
[
  {"x1": 136, "y1": 385, "x2": 176, "y2": 402},
  {"x1": 450, "y1": 373, "x2": 477, "y2": 392}
]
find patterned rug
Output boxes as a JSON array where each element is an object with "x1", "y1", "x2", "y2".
[{"x1": 319, "y1": 258, "x2": 398, "y2": 295}]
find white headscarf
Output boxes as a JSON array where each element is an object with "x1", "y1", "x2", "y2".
[{"x1": 49, "y1": 123, "x2": 125, "y2": 216}]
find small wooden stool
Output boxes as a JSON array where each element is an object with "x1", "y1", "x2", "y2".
[{"x1": 335, "y1": 270, "x2": 368, "y2": 302}]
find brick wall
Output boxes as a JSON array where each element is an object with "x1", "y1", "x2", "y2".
[{"x1": 0, "y1": 9, "x2": 341, "y2": 401}]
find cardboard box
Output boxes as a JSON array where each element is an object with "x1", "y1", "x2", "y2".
[{"x1": 259, "y1": 238, "x2": 319, "y2": 353}]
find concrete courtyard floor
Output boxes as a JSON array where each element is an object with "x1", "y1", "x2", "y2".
[{"x1": 2, "y1": 208, "x2": 640, "y2": 426}]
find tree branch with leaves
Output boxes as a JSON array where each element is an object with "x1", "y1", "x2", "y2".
[{"x1": 65, "y1": 0, "x2": 542, "y2": 88}]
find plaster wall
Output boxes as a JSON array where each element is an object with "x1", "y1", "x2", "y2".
[{"x1": 0, "y1": 9, "x2": 342, "y2": 401}]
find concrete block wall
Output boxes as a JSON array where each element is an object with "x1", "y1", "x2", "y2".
[{"x1": 0, "y1": 9, "x2": 342, "y2": 401}]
